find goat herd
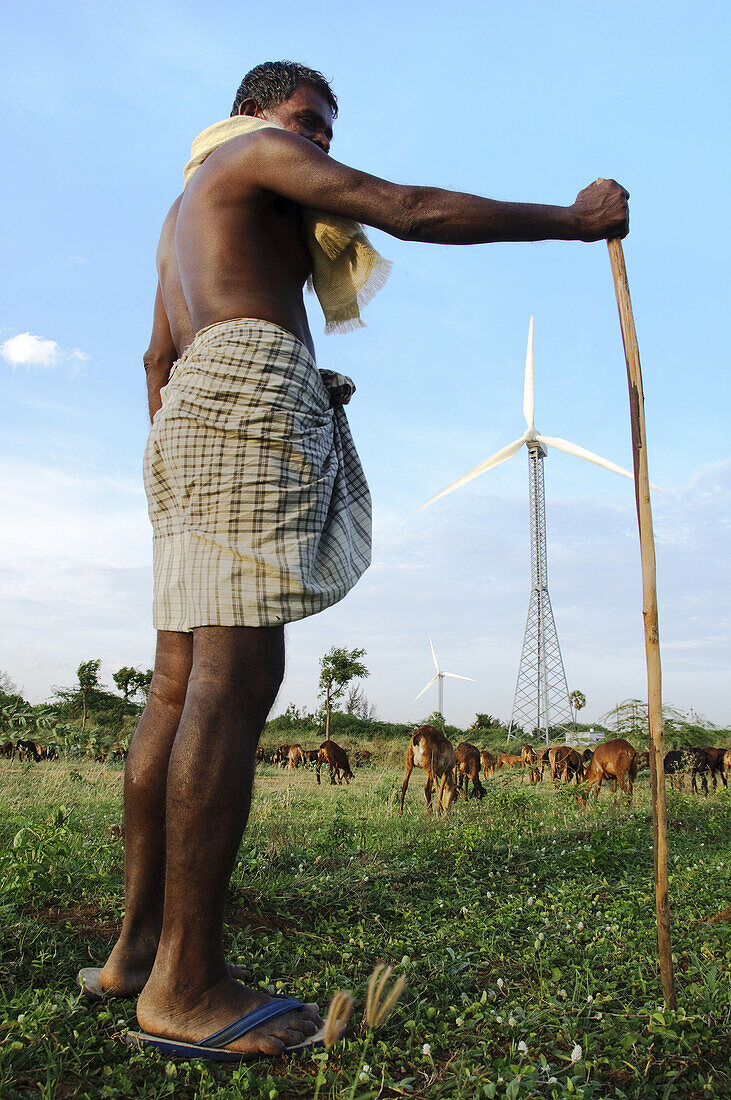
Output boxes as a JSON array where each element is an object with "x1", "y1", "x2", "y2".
[{"x1": 6, "y1": 726, "x2": 729, "y2": 814}]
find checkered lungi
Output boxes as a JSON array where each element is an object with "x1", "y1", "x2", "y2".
[{"x1": 142, "y1": 318, "x2": 371, "y2": 631}]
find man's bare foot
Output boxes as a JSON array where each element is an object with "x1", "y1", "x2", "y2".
[
  {"x1": 136, "y1": 975, "x2": 323, "y2": 1056},
  {"x1": 99, "y1": 939, "x2": 247, "y2": 998}
]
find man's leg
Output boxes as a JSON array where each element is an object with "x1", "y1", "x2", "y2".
[
  {"x1": 137, "y1": 626, "x2": 323, "y2": 1055},
  {"x1": 100, "y1": 631, "x2": 192, "y2": 995}
]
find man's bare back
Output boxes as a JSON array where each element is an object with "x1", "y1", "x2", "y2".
[{"x1": 147, "y1": 81, "x2": 629, "y2": 421}]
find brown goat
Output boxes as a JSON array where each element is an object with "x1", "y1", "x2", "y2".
[
  {"x1": 454, "y1": 742, "x2": 485, "y2": 800},
  {"x1": 316, "y1": 740, "x2": 353, "y2": 786},
  {"x1": 287, "y1": 743, "x2": 306, "y2": 770},
  {"x1": 400, "y1": 726, "x2": 456, "y2": 815},
  {"x1": 496, "y1": 753, "x2": 521, "y2": 772},
  {"x1": 582, "y1": 738, "x2": 638, "y2": 798},
  {"x1": 551, "y1": 745, "x2": 584, "y2": 784},
  {"x1": 701, "y1": 747, "x2": 728, "y2": 790},
  {"x1": 520, "y1": 744, "x2": 541, "y2": 784},
  {"x1": 724, "y1": 749, "x2": 731, "y2": 786},
  {"x1": 271, "y1": 743, "x2": 290, "y2": 767},
  {"x1": 480, "y1": 749, "x2": 496, "y2": 778}
]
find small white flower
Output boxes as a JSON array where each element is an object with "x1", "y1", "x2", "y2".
[
  {"x1": 456, "y1": 1017, "x2": 464, "y2": 1026},
  {"x1": 496, "y1": 1016, "x2": 503, "y2": 1024},
  {"x1": 518, "y1": 1040, "x2": 528, "y2": 1053},
  {"x1": 571, "y1": 1043, "x2": 583, "y2": 1062},
  {"x1": 538, "y1": 932, "x2": 545, "y2": 942},
  {"x1": 422, "y1": 1043, "x2": 431, "y2": 1055},
  {"x1": 577, "y1": 922, "x2": 584, "y2": 931},
  {"x1": 497, "y1": 978, "x2": 504, "y2": 989},
  {"x1": 587, "y1": 995, "x2": 593, "y2": 1004},
  {"x1": 508, "y1": 1017, "x2": 517, "y2": 1027},
  {"x1": 548, "y1": 1077, "x2": 558, "y2": 1085}
]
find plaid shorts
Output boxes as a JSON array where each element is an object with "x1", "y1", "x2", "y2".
[{"x1": 142, "y1": 318, "x2": 371, "y2": 631}]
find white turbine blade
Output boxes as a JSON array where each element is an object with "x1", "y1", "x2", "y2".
[
  {"x1": 416, "y1": 437, "x2": 525, "y2": 512},
  {"x1": 412, "y1": 674, "x2": 438, "y2": 703},
  {"x1": 429, "y1": 637, "x2": 440, "y2": 673},
  {"x1": 443, "y1": 672, "x2": 476, "y2": 682},
  {"x1": 523, "y1": 316, "x2": 535, "y2": 429},
  {"x1": 537, "y1": 434, "x2": 636, "y2": 481}
]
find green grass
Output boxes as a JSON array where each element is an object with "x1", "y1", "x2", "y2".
[{"x1": 1, "y1": 757, "x2": 730, "y2": 1099}]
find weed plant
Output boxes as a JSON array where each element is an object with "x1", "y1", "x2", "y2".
[{"x1": 1, "y1": 759, "x2": 730, "y2": 1098}]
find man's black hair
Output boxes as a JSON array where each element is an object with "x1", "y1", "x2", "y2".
[{"x1": 230, "y1": 61, "x2": 338, "y2": 118}]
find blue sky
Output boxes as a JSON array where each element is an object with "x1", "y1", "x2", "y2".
[{"x1": 2, "y1": 0, "x2": 729, "y2": 727}]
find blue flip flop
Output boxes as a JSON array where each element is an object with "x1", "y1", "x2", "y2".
[{"x1": 124, "y1": 997, "x2": 325, "y2": 1062}]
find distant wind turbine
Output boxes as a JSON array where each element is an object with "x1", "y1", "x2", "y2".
[
  {"x1": 412, "y1": 637, "x2": 474, "y2": 719},
  {"x1": 417, "y1": 317, "x2": 653, "y2": 742}
]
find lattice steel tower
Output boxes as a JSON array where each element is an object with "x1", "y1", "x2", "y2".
[{"x1": 508, "y1": 442, "x2": 573, "y2": 743}]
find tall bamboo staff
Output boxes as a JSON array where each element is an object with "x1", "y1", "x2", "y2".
[{"x1": 606, "y1": 237, "x2": 676, "y2": 1008}]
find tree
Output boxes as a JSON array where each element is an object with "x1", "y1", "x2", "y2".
[
  {"x1": 113, "y1": 666, "x2": 139, "y2": 703},
  {"x1": 113, "y1": 667, "x2": 153, "y2": 705},
  {"x1": 77, "y1": 659, "x2": 101, "y2": 733},
  {"x1": 344, "y1": 684, "x2": 377, "y2": 721},
  {"x1": 569, "y1": 690, "x2": 586, "y2": 727},
  {"x1": 0, "y1": 670, "x2": 19, "y2": 697},
  {"x1": 471, "y1": 713, "x2": 499, "y2": 731},
  {"x1": 318, "y1": 646, "x2": 369, "y2": 738}
]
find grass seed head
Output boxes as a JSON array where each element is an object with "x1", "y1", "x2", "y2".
[
  {"x1": 365, "y1": 963, "x2": 407, "y2": 1029},
  {"x1": 323, "y1": 989, "x2": 354, "y2": 1048}
]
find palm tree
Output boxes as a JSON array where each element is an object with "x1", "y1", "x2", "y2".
[{"x1": 569, "y1": 689, "x2": 586, "y2": 727}]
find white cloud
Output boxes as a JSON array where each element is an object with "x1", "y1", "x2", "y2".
[{"x1": 1, "y1": 332, "x2": 89, "y2": 371}]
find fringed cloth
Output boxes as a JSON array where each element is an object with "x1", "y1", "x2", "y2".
[
  {"x1": 183, "y1": 116, "x2": 391, "y2": 334},
  {"x1": 143, "y1": 319, "x2": 371, "y2": 630}
]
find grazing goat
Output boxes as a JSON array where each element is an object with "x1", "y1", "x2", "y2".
[
  {"x1": 287, "y1": 743, "x2": 306, "y2": 770},
  {"x1": 551, "y1": 745, "x2": 584, "y2": 784},
  {"x1": 271, "y1": 743, "x2": 290, "y2": 767},
  {"x1": 496, "y1": 753, "x2": 521, "y2": 772},
  {"x1": 454, "y1": 742, "x2": 485, "y2": 800},
  {"x1": 520, "y1": 744, "x2": 541, "y2": 784},
  {"x1": 304, "y1": 748, "x2": 320, "y2": 766},
  {"x1": 316, "y1": 740, "x2": 353, "y2": 786},
  {"x1": 664, "y1": 749, "x2": 709, "y2": 795},
  {"x1": 255, "y1": 746, "x2": 266, "y2": 763},
  {"x1": 353, "y1": 749, "x2": 373, "y2": 767},
  {"x1": 400, "y1": 726, "x2": 456, "y2": 816},
  {"x1": 582, "y1": 738, "x2": 638, "y2": 798},
  {"x1": 701, "y1": 747, "x2": 728, "y2": 790},
  {"x1": 480, "y1": 750, "x2": 496, "y2": 778}
]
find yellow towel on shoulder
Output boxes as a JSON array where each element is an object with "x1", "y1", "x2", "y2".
[{"x1": 183, "y1": 116, "x2": 391, "y2": 334}]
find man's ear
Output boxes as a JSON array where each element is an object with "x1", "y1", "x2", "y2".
[{"x1": 237, "y1": 98, "x2": 265, "y2": 118}]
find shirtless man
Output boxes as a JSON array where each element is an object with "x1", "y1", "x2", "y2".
[{"x1": 97, "y1": 61, "x2": 628, "y2": 1057}]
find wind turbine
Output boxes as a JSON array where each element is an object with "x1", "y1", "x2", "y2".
[
  {"x1": 418, "y1": 317, "x2": 644, "y2": 743},
  {"x1": 412, "y1": 637, "x2": 475, "y2": 719}
]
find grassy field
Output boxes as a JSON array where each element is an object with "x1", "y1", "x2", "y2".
[{"x1": 1, "y1": 754, "x2": 730, "y2": 1099}]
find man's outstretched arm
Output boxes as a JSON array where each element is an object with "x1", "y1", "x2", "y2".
[
  {"x1": 144, "y1": 284, "x2": 176, "y2": 423},
  {"x1": 238, "y1": 129, "x2": 629, "y2": 244}
]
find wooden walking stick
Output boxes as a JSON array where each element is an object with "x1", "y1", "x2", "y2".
[{"x1": 607, "y1": 237, "x2": 676, "y2": 1008}]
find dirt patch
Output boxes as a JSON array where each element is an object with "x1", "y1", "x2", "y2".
[
  {"x1": 30, "y1": 902, "x2": 119, "y2": 943},
  {"x1": 225, "y1": 899, "x2": 303, "y2": 935}
]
